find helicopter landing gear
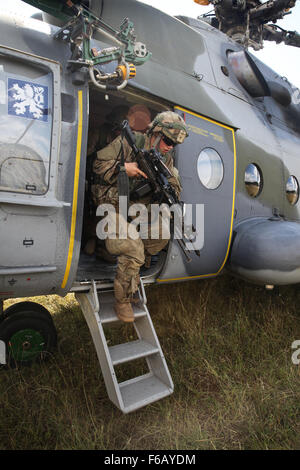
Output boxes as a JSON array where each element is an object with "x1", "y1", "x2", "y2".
[
  {"x1": 1, "y1": 301, "x2": 55, "y2": 324},
  {"x1": 0, "y1": 303, "x2": 57, "y2": 368}
]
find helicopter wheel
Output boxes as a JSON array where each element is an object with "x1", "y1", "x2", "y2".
[
  {"x1": 0, "y1": 310, "x2": 57, "y2": 368},
  {"x1": 1, "y1": 301, "x2": 55, "y2": 325}
]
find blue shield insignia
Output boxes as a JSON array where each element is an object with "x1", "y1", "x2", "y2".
[{"x1": 8, "y1": 78, "x2": 48, "y2": 122}]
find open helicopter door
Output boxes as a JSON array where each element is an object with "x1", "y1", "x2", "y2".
[
  {"x1": 157, "y1": 106, "x2": 236, "y2": 282},
  {"x1": 0, "y1": 45, "x2": 88, "y2": 300}
]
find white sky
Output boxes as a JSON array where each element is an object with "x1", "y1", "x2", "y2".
[{"x1": 1, "y1": 0, "x2": 300, "y2": 88}]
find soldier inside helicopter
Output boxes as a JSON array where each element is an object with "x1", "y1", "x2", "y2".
[{"x1": 77, "y1": 88, "x2": 181, "y2": 286}]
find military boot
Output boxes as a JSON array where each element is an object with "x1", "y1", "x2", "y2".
[
  {"x1": 114, "y1": 277, "x2": 134, "y2": 322},
  {"x1": 113, "y1": 272, "x2": 140, "y2": 322}
]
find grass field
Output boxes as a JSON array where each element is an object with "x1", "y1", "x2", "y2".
[{"x1": 0, "y1": 273, "x2": 299, "y2": 450}]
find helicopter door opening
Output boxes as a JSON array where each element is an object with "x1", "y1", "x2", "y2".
[
  {"x1": 75, "y1": 88, "x2": 171, "y2": 284},
  {"x1": 157, "y1": 107, "x2": 236, "y2": 282}
]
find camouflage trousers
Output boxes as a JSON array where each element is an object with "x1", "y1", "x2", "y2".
[{"x1": 100, "y1": 211, "x2": 170, "y2": 302}]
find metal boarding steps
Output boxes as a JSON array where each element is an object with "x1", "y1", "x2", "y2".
[{"x1": 75, "y1": 280, "x2": 173, "y2": 413}]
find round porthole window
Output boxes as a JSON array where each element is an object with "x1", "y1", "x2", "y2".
[
  {"x1": 286, "y1": 175, "x2": 299, "y2": 205},
  {"x1": 245, "y1": 163, "x2": 263, "y2": 197},
  {"x1": 197, "y1": 148, "x2": 224, "y2": 189}
]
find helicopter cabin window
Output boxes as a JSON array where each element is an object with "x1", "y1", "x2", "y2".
[
  {"x1": 197, "y1": 148, "x2": 224, "y2": 189},
  {"x1": 286, "y1": 175, "x2": 299, "y2": 205},
  {"x1": 0, "y1": 55, "x2": 52, "y2": 195},
  {"x1": 245, "y1": 163, "x2": 263, "y2": 198}
]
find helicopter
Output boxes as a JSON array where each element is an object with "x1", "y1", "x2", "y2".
[
  {"x1": 193, "y1": 0, "x2": 300, "y2": 51},
  {"x1": 0, "y1": 0, "x2": 299, "y2": 413}
]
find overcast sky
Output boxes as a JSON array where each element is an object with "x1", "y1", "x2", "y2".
[{"x1": 1, "y1": 0, "x2": 299, "y2": 88}]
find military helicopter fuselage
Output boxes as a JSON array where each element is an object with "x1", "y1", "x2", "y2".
[
  {"x1": 0, "y1": 0, "x2": 299, "y2": 301},
  {"x1": 0, "y1": 1, "x2": 299, "y2": 399}
]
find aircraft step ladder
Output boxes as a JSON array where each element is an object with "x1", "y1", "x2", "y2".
[{"x1": 75, "y1": 280, "x2": 173, "y2": 413}]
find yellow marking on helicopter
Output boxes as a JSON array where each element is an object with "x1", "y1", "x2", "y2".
[
  {"x1": 157, "y1": 106, "x2": 237, "y2": 282},
  {"x1": 61, "y1": 90, "x2": 83, "y2": 289},
  {"x1": 187, "y1": 123, "x2": 224, "y2": 143}
]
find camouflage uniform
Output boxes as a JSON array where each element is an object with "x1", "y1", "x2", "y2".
[
  {"x1": 92, "y1": 133, "x2": 182, "y2": 208},
  {"x1": 92, "y1": 111, "x2": 188, "y2": 322},
  {"x1": 83, "y1": 106, "x2": 129, "y2": 258}
]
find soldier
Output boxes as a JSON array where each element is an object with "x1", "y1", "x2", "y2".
[
  {"x1": 83, "y1": 105, "x2": 130, "y2": 258},
  {"x1": 92, "y1": 111, "x2": 189, "y2": 322},
  {"x1": 84, "y1": 104, "x2": 152, "y2": 259}
]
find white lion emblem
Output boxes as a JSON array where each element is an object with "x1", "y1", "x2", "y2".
[{"x1": 11, "y1": 82, "x2": 45, "y2": 119}]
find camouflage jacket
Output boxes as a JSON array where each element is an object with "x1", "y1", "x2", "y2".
[{"x1": 91, "y1": 132, "x2": 182, "y2": 208}]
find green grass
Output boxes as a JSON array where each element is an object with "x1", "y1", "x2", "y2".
[{"x1": 0, "y1": 274, "x2": 299, "y2": 450}]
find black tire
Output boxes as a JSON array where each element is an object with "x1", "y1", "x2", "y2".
[
  {"x1": 0, "y1": 311, "x2": 57, "y2": 368},
  {"x1": 2, "y1": 301, "x2": 54, "y2": 325}
]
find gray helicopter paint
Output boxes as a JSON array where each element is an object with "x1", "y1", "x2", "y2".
[
  {"x1": 88, "y1": 0, "x2": 300, "y2": 285},
  {"x1": 0, "y1": 0, "x2": 300, "y2": 299},
  {"x1": 92, "y1": 0, "x2": 300, "y2": 283},
  {"x1": 158, "y1": 107, "x2": 236, "y2": 280},
  {"x1": 175, "y1": 15, "x2": 300, "y2": 222},
  {"x1": 0, "y1": 14, "x2": 88, "y2": 298},
  {"x1": 228, "y1": 217, "x2": 300, "y2": 284}
]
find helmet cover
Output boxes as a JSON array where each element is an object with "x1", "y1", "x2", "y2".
[{"x1": 148, "y1": 111, "x2": 188, "y2": 144}]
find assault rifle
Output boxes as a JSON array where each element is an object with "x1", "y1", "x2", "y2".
[{"x1": 121, "y1": 120, "x2": 201, "y2": 262}]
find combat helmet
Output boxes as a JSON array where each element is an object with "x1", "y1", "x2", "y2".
[{"x1": 147, "y1": 111, "x2": 188, "y2": 144}]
